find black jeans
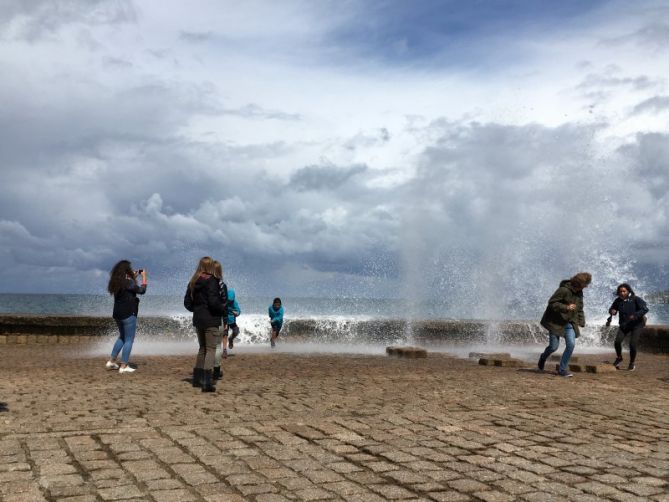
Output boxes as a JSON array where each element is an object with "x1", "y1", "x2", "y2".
[
  {"x1": 614, "y1": 326, "x2": 642, "y2": 363},
  {"x1": 195, "y1": 326, "x2": 221, "y2": 370}
]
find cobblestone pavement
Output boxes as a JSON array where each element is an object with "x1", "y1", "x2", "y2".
[{"x1": 1, "y1": 345, "x2": 669, "y2": 501}]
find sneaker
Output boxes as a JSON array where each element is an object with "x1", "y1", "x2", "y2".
[
  {"x1": 627, "y1": 363, "x2": 636, "y2": 371},
  {"x1": 105, "y1": 361, "x2": 119, "y2": 370},
  {"x1": 558, "y1": 370, "x2": 573, "y2": 378},
  {"x1": 119, "y1": 366, "x2": 136, "y2": 374},
  {"x1": 613, "y1": 357, "x2": 623, "y2": 369}
]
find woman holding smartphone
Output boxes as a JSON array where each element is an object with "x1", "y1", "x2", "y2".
[{"x1": 106, "y1": 260, "x2": 147, "y2": 373}]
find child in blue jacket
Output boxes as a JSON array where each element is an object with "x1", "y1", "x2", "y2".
[
  {"x1": 269, "y1": 297, "x2": 284, "y2": 348},
  {"x1": 226, "y1": 289, "x2": 241, "y2": 350}
]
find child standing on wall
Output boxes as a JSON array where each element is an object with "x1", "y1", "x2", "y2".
[{"x1": 269, "y1": 297, "x2": 284, "y2": 348}]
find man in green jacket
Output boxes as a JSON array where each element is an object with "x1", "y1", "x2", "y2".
[{"x1": 537, "y1": 272, "x2": 592, "y2": 377}]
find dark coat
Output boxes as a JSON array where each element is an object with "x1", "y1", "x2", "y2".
[
  {"x1": 540, "y1": 280, "x2": 586, "y2": 338},
  {"x1": 113, "y1": 278, "x2": 146, "y2": 320},
  {"x1": 609, "y1": 295, "x2": 648, "y2": 334},
  {"x1": 183, "y1": 274, "x2": 226, "y2": 328}
]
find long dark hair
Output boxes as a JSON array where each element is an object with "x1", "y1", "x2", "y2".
[
  {"x1": 108, "y1": 260, "x2": 134, "y2": 295},
  {"x1": 616, "y1": 283, "x2": 635, "y2": 296}
]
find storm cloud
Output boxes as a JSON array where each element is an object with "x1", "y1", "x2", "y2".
[{"x1": 0, "y1": 0, "x2": 667, "y2": 310}]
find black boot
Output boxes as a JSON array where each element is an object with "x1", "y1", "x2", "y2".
[
  {"x1": 213, "y1": 366, "x2": 222, "y2": 380},
  {"x1": 201, "y1": 370, "x2": 216, "y2": 393},
  {"x1": 192, "y1": 368, "x2": 203, "y2": 387},
  {"x1": 538, "y1": 354, "x2": 547, "y2": 371}
]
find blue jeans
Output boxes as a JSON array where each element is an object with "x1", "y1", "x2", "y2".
[
  {"x1": 541, "y1": 324, "x2": 576, "y2": 372},
  {"x1": 111, "y1": 315, "x2": 137, "y2": 364}
]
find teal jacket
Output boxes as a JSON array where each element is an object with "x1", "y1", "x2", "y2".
[
  {"x1": 226, "y1": 289, "x2": 241, "y2": 325},
  {"x1": 269, "y1": 305, "x2": 284, "y2": 325}
]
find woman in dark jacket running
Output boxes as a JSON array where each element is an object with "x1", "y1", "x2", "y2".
[
  {"x1": 106, "y1": 260, "x2": 147, "y2": 374},
  {"x1": 184, "y1": 256, "x2": 226, "y2": 392},
  {"x1": 609, "y1": 283, "x2": 649, "y2": 371}
]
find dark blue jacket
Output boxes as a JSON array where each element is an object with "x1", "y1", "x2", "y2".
[{"x1": 609, "y1": 295, "x2": 648, "y2": 333}]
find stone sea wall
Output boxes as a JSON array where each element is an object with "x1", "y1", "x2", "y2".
[{"x1": 0, "y1": 314, "x2": 668, "y2": 353}]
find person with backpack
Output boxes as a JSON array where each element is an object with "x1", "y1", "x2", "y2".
[
  {"x1": 184, "y1": 257, "x2": 226, "y2": 392},
  {"x1": 609, "y1": 283, "x2": 649, "y2": 371},
  {"x1": 537, "y1": 272, "x2": 592, "y2": 377},
  {"x1": 212, "y1": 260, "x2": 228, "y2": 381}
]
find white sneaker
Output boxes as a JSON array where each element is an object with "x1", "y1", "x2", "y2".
[
  {"x1": 118, "y1": 366, "x2": 136, "y2": 374},
  {"x1": 105, "y1": 361, "x2": 119, "y2": 370}
]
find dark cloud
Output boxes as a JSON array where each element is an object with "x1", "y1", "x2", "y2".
[
  {"x1": 632, "y1": 95, "x2": 669, "y2": 115},
  {"x1": 289, "y1": 164, "x2": 368, "y2": 192},
  {"x1": 602, "y1": 22, "x2": 669, "y2": 51},
  {"x1": 0, "y1": 0, "x2": 135, "y2": 40}
]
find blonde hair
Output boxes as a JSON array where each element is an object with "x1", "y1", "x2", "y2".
[
  {"x1": 188, "y1": 256, "x2": 216, "y2": 295},
  {"x1": 213, "y1": 260, "x2": 223, "y2": 280}
]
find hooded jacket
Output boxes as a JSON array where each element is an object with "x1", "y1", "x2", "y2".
[
  {"x1": 226, "y1": 289, "x2": 241, "y2": 325},
  {"x1": 540, "y1": 280, "x2": 586, "y2": 338},
  {"x1": 183, "y1": 273, "x2": 226, "y2": 328}
]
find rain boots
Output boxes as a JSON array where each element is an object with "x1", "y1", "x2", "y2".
[
  {"x1": 192, "y1": 367, "x2": 203, "y2": 388},
  {"x1": 201, "y1": 370, "x2": 216, "y2": 393}
]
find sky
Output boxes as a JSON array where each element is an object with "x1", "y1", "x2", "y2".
[{"x1": 0, "y1": 0, "x2": 668, "y2": 313}]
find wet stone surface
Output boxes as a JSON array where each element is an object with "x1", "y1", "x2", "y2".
[{"x1": 1, "y1": 345, "x2": 669, "y2": 501}]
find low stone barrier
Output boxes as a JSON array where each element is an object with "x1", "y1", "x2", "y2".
[{"x1": 0, "y1": 315, "x2": 668, "y2": 353}]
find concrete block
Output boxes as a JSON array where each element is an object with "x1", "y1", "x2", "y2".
[
  {"x1": 400, "y1": 347, "x2": 427, "y2": 358},
  {"x1": 7, "y1": 335, "x2": 17, "y2": 344},
  {"x1": 0, "y1": 335, "x2": 6, "y2": 344},
  {"x1": 469, "y1": 352, "x2": 511, "y2": 359},
  {"x1": 16, "y1": 335, "x2": 27, "y2": 345},
  {"x1": 478, "y1": 358, "x2": 493, "y2": 366},
  {"x1": 36, "y1": 335, "x2": 48, "y2": 344},
  {"x1": 586, "y1": 364, "x2": 617, "y2": 373},
  {"x1": 493, "y1": 358, "x2": 525, "y2": 368},
  {"x1": 26, "y1": 335, "x2": 37, "y2": 344}
]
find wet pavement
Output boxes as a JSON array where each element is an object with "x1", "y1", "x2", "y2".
[{"x1": 1, "y1": 344, "x2": 668, "y2": 501}]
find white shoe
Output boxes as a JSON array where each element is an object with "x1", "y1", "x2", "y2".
[
  {"x1": 119, "y1": 366, "x2": 136, "y2": 374},
  {"x1": 105, "y1": 361, "x2": 119, "y2": 370}
]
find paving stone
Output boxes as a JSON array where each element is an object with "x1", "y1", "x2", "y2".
[{"x1": 2, "y1": 346, "x2": 669, "y2": 502}]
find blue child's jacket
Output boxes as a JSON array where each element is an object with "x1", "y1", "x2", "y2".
[{"x1": 227, "y1": 289, "x2": 241, "y2": 325}]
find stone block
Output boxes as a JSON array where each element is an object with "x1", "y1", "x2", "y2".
[
  {"x1": 27, "y1": 335, "x2": 38, "y2": 344},
  {"x1": 493, "y1": 358, "x2": 525, "y2": 368},
  {"x1": 469, "y1": 352, "x2": 511, "y2": 359},
  {"x1": 387, "y1": 346, "x2": 428, "y2": 358},
  {"x1": 478, "y1": 358, "x2": 493, "y2": 366},
  {"x1": 585, "y1": 364, "x2": 617, "y2": 373},
  {"x1": 555, "y1": 364, "x2": 585, "y2": 372},
  {"x1": 16, "y1": 334, "x2": 27, "y2": 344},
  {"x1": 0, "y1": 335, "x2": 6, "y2": 344},
  {"x1": 7, "y1": 335, "x2": 17, "y2": 344}
]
